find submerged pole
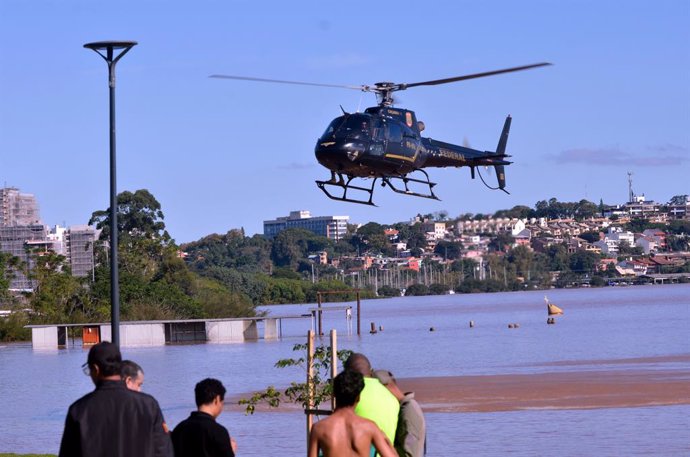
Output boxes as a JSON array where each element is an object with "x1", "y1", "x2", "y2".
[
  {"x1": 330, "y1": 329, "x2": 337, "y2": 411},
  {"x1": 306, "y1": 330, "x2": 315, "y2": 447}
]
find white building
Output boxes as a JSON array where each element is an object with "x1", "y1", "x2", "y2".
[
  {"x1": 0, "y1": 187, "x2": 41, "y2": 227},
  {"x1": 263, "y1": 210, "x2": 349, "y2": 241}
]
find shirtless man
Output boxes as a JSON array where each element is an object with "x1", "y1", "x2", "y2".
[{"x1": 308, "y1": 370, "x2": 397, "y2": 457}]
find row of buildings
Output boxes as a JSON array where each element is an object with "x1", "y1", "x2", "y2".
[
  {"x1": 0, "y1": 188, "x2": 97, "y2": 291},
  {"x1": 263, "y1": 196, "x2": 689, "y2": 280}
]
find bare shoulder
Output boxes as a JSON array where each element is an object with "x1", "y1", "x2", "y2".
[{"x1": 354, "y1": 415, "x2": 382, "y2": 432}]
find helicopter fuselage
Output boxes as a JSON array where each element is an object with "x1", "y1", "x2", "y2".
[{"x1": 314, "y1": 106, "x2": 510, "y2": 180}]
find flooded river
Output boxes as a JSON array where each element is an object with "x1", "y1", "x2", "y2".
[{"x1": 1, "y1": 284, "x2": 688, "y2": 455}]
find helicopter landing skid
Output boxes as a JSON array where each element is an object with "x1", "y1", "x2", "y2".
[
  {"x1": 315, "y1": 176, "x2": 378, "y2": 206},
  {"x1": 382, "y1": 170, "x2": 440, "y2": 201}
]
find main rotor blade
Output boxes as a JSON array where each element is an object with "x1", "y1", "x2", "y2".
[
  {"x1": 209, "y1": 74, "x2": 364, "y2": 91},
  {"x1": 402, "y1": 63, "x2": 552, "y2": 89}
]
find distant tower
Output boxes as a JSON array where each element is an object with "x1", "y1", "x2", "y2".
[{"x1": 627, "y1": 172, "x2": 635, "y2": 203}]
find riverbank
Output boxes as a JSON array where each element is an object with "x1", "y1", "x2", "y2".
[{"x1": 230, "y1": 354, "x2": 690, "y2": 414}]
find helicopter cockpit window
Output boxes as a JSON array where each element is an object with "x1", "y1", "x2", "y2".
[
  {"x1": 342, "y1": 114, "x2": 371, "y2": 133},
  {"x1": 386, "y1": 123, "x2": 403, "y2": 143},
  {"x1": 372, "y1": 119, "x2": 385, "y2": 141},
  {"x1": 320, "y1": 116, "x2": 345, "y2": 140}
]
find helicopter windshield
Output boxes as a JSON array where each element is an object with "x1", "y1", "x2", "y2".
[
  {"x1": 320, "y1": 116, "x2": 345, "y2": 140},
  {"x1": 341, "y1": 114, "x2": 371, "y2": 135},
  {"x1": 320, "y1": 114, "x2": 371, "y2": 141}
]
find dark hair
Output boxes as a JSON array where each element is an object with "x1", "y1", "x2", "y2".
[
  {"x1": 121, "y1": 360, "x2": 143, "y2": 379},
  {"x1": 343, "y1": 353, "x2": 372, "y2": 376},
  {"x1": 334, "y1": 370, "x2": 364, "y2": 408},
  {"x1": 87, "y1": 341, "x2": 122, "y2": 377},
  {"x1": 195, "y1": 378, "x2": 226, "y2": 407}
]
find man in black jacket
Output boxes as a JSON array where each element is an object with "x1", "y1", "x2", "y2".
[
  {"x1": 58, "y1": 341, "x2": 173, "y2": 457},
  {"x1": 172, "y1": 378, "x2": 237, "y2": 457}
]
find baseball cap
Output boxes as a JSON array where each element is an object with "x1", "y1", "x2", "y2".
[
  {"x1": 373, "y1": 369, "x2": 395, "y2": 386},
  {"x1": 86, "y1": 341, "x2": 122, "y2": 367}
]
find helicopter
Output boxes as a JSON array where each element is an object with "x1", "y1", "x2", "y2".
[{"x1": 211, "y1": 62, "x2": 551, "y2": 206}]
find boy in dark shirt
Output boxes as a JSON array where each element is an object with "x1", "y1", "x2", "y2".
[{"x1": 172, "y1": 378, "x2": 237, "y2": 457}]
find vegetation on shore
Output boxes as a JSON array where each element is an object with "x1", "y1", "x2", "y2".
[{"x1": 1, "y1": 189, "x2": 688, "y2": 342}]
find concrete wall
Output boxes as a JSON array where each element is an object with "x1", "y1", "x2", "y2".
[
  {"x1": 100, "y1": 325, "x2": 111, "y2": 343},
  {"x1": 264, "y1": 318, "x2": 278, "y2": 340},
  {"x1": 207, "y1": 320, "x2": 255, "y2": 343},
  {"x1": 121, "y1": 324, "x2": 166, "y2": 347},
  {"x1": 97, "y1": 324, "x2": 166, "y2": 346},
  {"x1": 31, "y1": 327, "x2": 58, "y2": 349}
]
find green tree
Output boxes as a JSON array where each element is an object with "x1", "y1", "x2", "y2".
[
  {"x1": 668, "y1": 220, "x2": 690, "y2": 235},
  {"x1": 546, "y1": 244, "x2": 570, "y2": 272},
  {"x1": 434, "y1": 240, "x2": 463, "y2": 260},
  {"x1": 0, "y1": 252, "x2": 19, "y2": 304},
  {"x1": 405, "y1": 284, "x2": 429, "y2": 296},
  {"x1": 428, "y1": 283, "x2": 450, "y2": 295},
  {"x1": 668, "y1": 194, "x2": 688, "y2": 206},
  {"x1": 270, "y1": 229, "x2": 330, "y2": 268},
  {"x1": 666, "y1": 235, "x2": 689, "y2": 252},
  {"x1": 89, "y1": 189, "x2": 171, "y2": 245},
  {"x1": 488, "y1": 233, "x2": 514, "y2": 252},
  {"x1": 493, "y1": 205, "x2": 534, "y2": 219},
  {"x1": 617, "y1": 241, "x2": 643, "y2": 256},
  {"x1": 351, "y1": 222, "x2": 392, "y2": 255},
  {"x1": 377, "y1": 285, "x2": 400, "y2": 297},
  {"x1": 574, "y1": 200, "x2": 598, "y2": 219},
  {"x1": 569, "y1": 251, "x2": 600, "y2": 274},
  {"x1": 450, "y1": 258, "x2": 477, "y2": 280},
  {"x1": 29, "y1": 252, "x2": 103, "y2": 324},
  {"x1": 579, "y1": 230, "x2": 601, "y2": 243}
]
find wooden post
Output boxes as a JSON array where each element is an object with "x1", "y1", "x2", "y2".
[
  {"x1": 306, "y1": 330, "x2": 315, "y2": 448},
  {"x1": 317, "y1": 292, "x2": 323, "y2": 336},
  {"x1": 330, "y1": 329, "x2": 337, "y2": 412},
  {"x1": 356, "y1": 290, "x2": 361, "y2": 336}
]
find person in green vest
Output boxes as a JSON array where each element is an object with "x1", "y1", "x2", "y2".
[{"x1": 344, "y1": 353, "x2": 400, "y2": 457}]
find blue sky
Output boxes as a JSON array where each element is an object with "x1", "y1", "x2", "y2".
[{"x1": 1, "y1": 1, "x2": 688, "y2": 243}]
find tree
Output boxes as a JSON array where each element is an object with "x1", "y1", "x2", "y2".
[
  {"x1": 617, "y1": 241, "x2": 643, "y2": 257},
  {"x1": 89, "y1": 189, "x2": 171, "y2": 244},
  {"x1": 506, "y1": 245, "x2": 534, "y2": 279},
  {"x1": 546, "y1": 244, "x2": 570, "y2": 272},
  {"x1": 271, "y1": 229, "x2": 331, "y2": 268},
  {"x1": 488, "y1": 233, "x2": 514, "y2": 252},
  {"x1": 401, "y1": 223, "x2": 427, "y2": 251},
  {"x1": 579, "y1": 230, "x2": 601, "y2": 243},
  {"x1": 668, "y1": 194, "x2": 688, "y2": 206},
  {"x1": 29, "y1": 252, "x2": 102, "y2": 324},
  {"x1": 351, "y1": 222, "x2": 391, "y2": 255},
  {"x1": 493, "y1": 205, "x2": 534, "y2": 219},
  {"x1": 239, "y1": 343, "x2": 353, "y2": 414},
  {"x1": 0, "y1": 252, "x2": 19, "y2": 304},
  {"x1": 569, "y1": 251, "x2": 600, "y2": 274},
  {"x1": 451, "y1": 258, "x2": 476, "y2": 279},
  {"x1": 574, "y1": 199, "x2": 599, "y2": 220},
  {"x1": 666, "y1": 235, "x2": 689, "y2": 252},
  {"x1": 434, "y1": 240, "x2": 463, "y2": 260}
]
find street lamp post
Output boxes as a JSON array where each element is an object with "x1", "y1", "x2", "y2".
[{"x1": 84, "y1": 41, "x2": 137, "y2": 347}]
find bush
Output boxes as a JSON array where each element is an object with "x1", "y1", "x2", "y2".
[
  {"x1": 0, "y1": 312, "x2": 31, "y2": 342},
  {"x1": 405, "y1": 284, "x2": 429, "y2": 296},
  {"x1": 589, "y1": 276, "x2": 606, "y2": 287},
  {"x1": 428, "y1": 283, "x2": 450, "y2": 295},
  {"x1": 377, "y1": 285, "x2": 400, "y2": 297}
]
